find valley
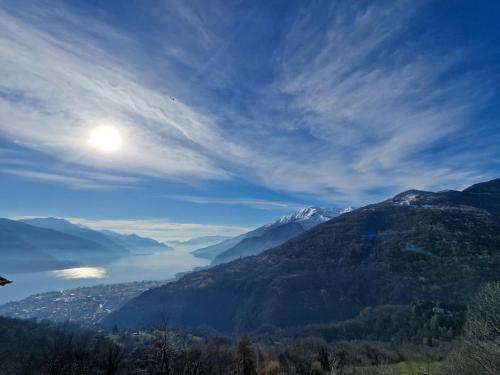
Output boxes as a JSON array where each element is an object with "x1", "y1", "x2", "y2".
[
  {"x1": 0, "y1": 179, "x2": 499, "y2": 374},
  {"x1": 107, "y1": 179, "x2": 500, "y2": 332},
  {"x1": 1, "y1": 1, "x2": 499, "y2": 372}
]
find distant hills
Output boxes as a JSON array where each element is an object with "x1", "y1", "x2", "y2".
[
  {"x1": 99, "y1": 230, "x2": 173, "y2": 253},
  {"x1": 191, "y1": 207, "x2": 351, "y2": 264},
  {"x1": 106, "y1": 178, "x2": 500, "y2": 333},
  {"x1": 0, "y1": 218, "x2": 113, "y2": 272},
  {"x1": 0, "y1": 217, "x2": 171, "y2": 272},
  {"x1": 20, "y1": 218, "x2": 129, "y2": 253},
  {"x1": 168, "y1": 236, "x2": 231, "y2": 247},
  {"x1": 22, "y1": 217, "x2": 172, "y2": 253},
  {"x1": 166, "y1": 236, "x2": 231, "y2": 252}
]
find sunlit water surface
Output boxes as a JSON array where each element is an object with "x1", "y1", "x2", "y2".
[
  {"x1": 0, "y1": 251, "x2": 209, "y2": 305},
  {"x1": 52, "y1": 267, "x2": 108, "y2": 279}
]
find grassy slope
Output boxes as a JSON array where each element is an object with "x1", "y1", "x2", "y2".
[{"x1": 347, "y1": 360, "x2": 442, "y2": 375}]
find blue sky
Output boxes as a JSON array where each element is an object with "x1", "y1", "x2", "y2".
[{"x1": 0, "y1": 0, "x2": 499, "y2": 240}]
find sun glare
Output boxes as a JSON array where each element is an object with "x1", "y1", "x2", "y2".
[
  {"x1": 51, "y1": 267, "x2": 107, "y2": 279},
  {"x1": 88, "y1": 125, "x2": 123, "y2": 152}
]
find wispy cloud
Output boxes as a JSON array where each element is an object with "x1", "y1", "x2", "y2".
[
  {"x1": 228, "y1": 0, "x2": 493, "y2": 202},
  {"x1": 0, "y1": 146, "x2": 143, "y2": 189},
  {"x1": 0, "y1": 3, "x2": 238, "y2": 183},
  {"x1": 172, "y1": 195, "x2": 304, "y2": 210},
  {"x1": 66, "y1": 217, "x2": 251, "y2": 242},
  {"x1": 0, "y1": 0, "x2": 497, "y2": 206},
  {"x1": 0, "y1": 168, "x2": 138, "y2": 190}
]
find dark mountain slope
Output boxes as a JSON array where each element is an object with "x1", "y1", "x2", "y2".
[
  {"x1": 462, "y1": 178, "x2": 500, "y2": 214},
  {"x1": 190, "y1": 227, "x2": 269, "y2": 260},
  {"x1": 106, "y1": 179, "x2": 500, "y2": 333},
  {"x1": 211, "y1": 221, "x2": 305, "y2": 265}
]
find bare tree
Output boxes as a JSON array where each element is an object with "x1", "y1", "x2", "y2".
[
  {"x1": 445, "y1": 281, "x2": 500, "y2": 375},
  {"x1": 100, "y1": 343, "x2": 125, "y2": 375},
  {"x1": 318, "y1": 346, "x2": 346, "y2": 375},
  {"x1": 152, "y1": 322, "x2": 175, "y2": 375},
  {"x1": 235, "y1": 337, "x2": 257, "y2": 375}
]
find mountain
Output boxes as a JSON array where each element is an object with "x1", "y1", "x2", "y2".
[
  {"x1": 100, "y1": 230, "x2": 173, "y2": 253},
  {"x1": 191, "y1": 207, "x2": 349, "y2": 262},
  {"x1": 0, "y1": 218, "x2": 119, "y2": 272},
  {"x1": 106, "y1": 178, "x2": 500, "y2": 333},
  {"x1": 168, "y1": 236, "x2": 231, "y2": 247},
  {"x1": 212, "y1": 207, "x2": 351, "y2": 265},
  {"x1": 190, "y1": 234, "x2": 256, "y2": 260},
  {"x1": 21, "y1": 217, "x2": 129, "y2": 254},
  {"x1": 272, "y1": 207, "x2": 352, "y2": 229},
  {"x1": 21, "y1": 217, "x2": 170, "y2": 253}
]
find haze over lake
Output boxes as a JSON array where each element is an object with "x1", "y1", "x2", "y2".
[{"x1": 0, "y1": 250, "x2": 208, "y2": 305}]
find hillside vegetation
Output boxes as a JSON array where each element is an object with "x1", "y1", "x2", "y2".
[{"x1": 107, "y1": 179, "x2": 500, "y2": 332}]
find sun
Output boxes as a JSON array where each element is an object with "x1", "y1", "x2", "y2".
[{"x1": 88, "y1": 125, "x2": 123, "y2": 152}]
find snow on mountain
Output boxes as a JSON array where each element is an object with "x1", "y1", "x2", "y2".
[
  {"x1": 272, "y1": 206, "x2": 353, "y2": 230},
  {"x1": 387, "y1": 190, "x2": 441, "y2": 207},
  {"x1": 209, "y1": 206, "x2": 353, "y2": 265},
  {"x1": 193, "y1": 206, "x2": 352, "y2": 263},
  {"x1": 392, "y1": 192, "x2": 419, "y2": 206}
]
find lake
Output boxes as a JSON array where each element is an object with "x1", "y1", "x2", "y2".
[{"x1": 0, "y1": 250, "x2": 209, "y2": 305}]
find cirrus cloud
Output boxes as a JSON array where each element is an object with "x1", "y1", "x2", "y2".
[{"x1": 0, "y1": 0, "x2": 498, "y2": 207}]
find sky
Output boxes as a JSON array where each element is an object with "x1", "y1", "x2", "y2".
[{"x1": 0, "y1": 0, "x2": 499, "y2": 240}]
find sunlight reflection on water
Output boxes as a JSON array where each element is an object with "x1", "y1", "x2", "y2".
[
  {"x1": 1, "y1": 252, "x2": 209, "y2": 304},
  {"x1": 51, "y1": 267, "x2": 107, "y2": 279}
]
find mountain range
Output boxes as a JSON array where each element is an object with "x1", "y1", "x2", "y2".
[
  {"x1": 20, "y1": 218, "x2": 129, "y2": 253},
  {"x1": 106, "y1": 178, "x2": 500, "y2": 333},
  {"x1": 168, "y1": 236, "x2": 231, "y2": 247},
  {"x1": 192, "y1": 207, "x2": 351, "y2": 265},
  {"x1": 21, "y1": 218, "x2": 172, "y2": 253},
  {"x1": 166, "y1": 236, "x2": 231, "y2": 252},
  {"x1": 0, "y1": 218, "x2": 115, "y2": 272},
  {"x1": 99, "y1": 230, "x2": 173, "y2": 253},
  {"x1": 0, "y1": 217, "x2": 171, "y2": 272}
]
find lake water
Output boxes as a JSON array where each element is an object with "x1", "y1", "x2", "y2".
[{"x1": 0, "y1": 250, "x2": 209, "y2": 305}]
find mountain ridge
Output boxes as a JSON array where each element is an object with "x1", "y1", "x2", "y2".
[
  {"x1": 0, "y1": 218, "x2": 116, "y2": 271},
  {"x1": 20, "y1": 217, "x2": 129, "y2": 254},
  {"x1": 21, "y1": 217, "x2": 171, "y2": 253},
  {"x1": 106, "y1": 178, "x2": 500, "y2": 332},
  {"x1": 192, "y1": 207, "x2": 349, "y2": 264},
  {"x1": 212, "y1": 207, "x2": 351, "y2": 265}
]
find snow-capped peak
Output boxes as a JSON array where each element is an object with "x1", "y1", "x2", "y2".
[{"x1": 271, "y1": 206, "x2": 352, "y2": 229}]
